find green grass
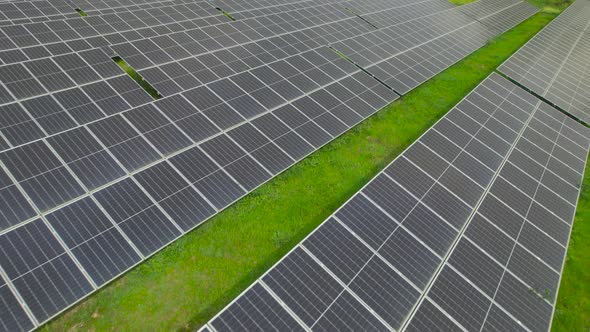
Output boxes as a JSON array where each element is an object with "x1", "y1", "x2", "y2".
[
  {"x1": 113, "y1": 56, "x2": 162, "y2": 100},
  {"x1": 41, "y1": 10, "x2": 560, "y2": 332},
  {"x1": 553, "y1": 159, "x2": 590, "y2": 331},
  {"x1": 74, "y1": 8, "x2": 88, "y2": 17}
]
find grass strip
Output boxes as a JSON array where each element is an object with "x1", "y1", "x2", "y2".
[
  {"x1": 216, "y1": 8, "x2": 237, "y2": 21},
  {"x1": 113, "y1": 56, "x2": 162, "y2": 100},
  {"x1": 41, "y1": 10, "x2": 559, "y2": 332}
]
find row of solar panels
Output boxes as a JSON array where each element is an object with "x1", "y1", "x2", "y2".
[
  {"x1": 0, "y1": 0, "x2": 538, "y2": 330},
  {"x1": 0, "y1": 0, "x2": 356, "y2": 25},
  {"x1": 336, "y1": 0, "x2": 536, "y2": 95},
  {"x1": 0, "y1": 0, "x2": 401, "y2": 54},
  {"x1": 0, "y1": 0, "x2": 215, "y2": 24},
  {"x1": 0, "y1": 0, "x2": 382, "y2": 25},
  {"x1": 499, "y1": 0, "x2": 590, "y2": 124},
  {"x1": 0, "y1": 0, "x2": 450, "y2": 148},
  {"x1": 202, "y1": 71, "x2": 590, "y2": 331},
  {"x1": 0, "y1": 0, "x2": 522, "y2": 68}
]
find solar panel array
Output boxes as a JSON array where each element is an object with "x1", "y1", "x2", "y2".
[
  {"x1": 0, "y1": 0, "x2": 218, "y2": 25},
  {"x1": 0, "y1": 0, "x2": 441, "y2": 150},
  {"x1": 0, "y1": 0, "x2": 538, "y2": 330},
  {"x1": 499, "y1": 0, "x2": 590, "y2": 124},
  {"x1": 204, "y1": 73, "x2": 590, "y2": 332},
  {"x1": 333, "y1": 0, "x2": 538, "y2": 94}
]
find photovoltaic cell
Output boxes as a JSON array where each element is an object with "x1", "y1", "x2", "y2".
[{"x1": 210, "y1": 282, "x2": 305, "y2": 332}]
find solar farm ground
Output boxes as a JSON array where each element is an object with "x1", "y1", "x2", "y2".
[
  {"x1": 39, "y1": 1, "x2": 588, "y2": 331},
  {"x1": 554, "y1": 155, "x2": 590, "y2": 330}
]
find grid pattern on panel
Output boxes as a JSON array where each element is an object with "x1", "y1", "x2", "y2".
[
  {"x1": 354, "y1": 0, "x2": 456, "y2": 29},
  {"x1": 332, "y1": 0, "x2": 524, "y2": 68},
  {"x1": 202, "y1": 72, "x2": 585, "y2": 332},
  {"x1": 403, "y1": 76, "x2": 590, "y2": 332},
  {"x1": 380, "y1": 1, "x2": 536, "y2": 94},
  {"x1": 0, "y1": 0, "x2": 219, "y2": 26},
  {"x1": 210, "y1": 0, "x2": 346, "y2": 14},
  {"x1": 0, "y1": 276, "x2": 34, "y2": 332},
  {"x1": 333, "y1": 0, "x2": 538, "y2": 95},
  {"x1": 0, "y1": 0, "x2": 513, "y2": 157},
  {"x1": 0, "y1": 0, "x2": 534, "y2": 330},
  {"x1": 0, "y1": 0, "x2": 372, "y2": 66},
  {"x1": 499, "y1": 0, "x2": 590, "y2": 124},
  {"x1": 0, "y1": 39, "x2": 401, "y2": 332},
  {"x1": 0, "y1": 0, "x2": 431, "y2": 151}
]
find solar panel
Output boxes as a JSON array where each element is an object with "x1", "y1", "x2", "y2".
[
  {"x1": 0, "y1": 280, "x2": 34, "y2": 332},
  {"x1": 332, "y1": 0, "x2": 538, "y2": 94},
  {"x1": 0, "y1": 0, "x2": 536, "y2": 329},
  {"x1": 202, "y1": 73, "x2": 590, "y2": 332},
  {"x1": 499, "y1": 0, "x2": 590, "y2": 124},
  {"x1": 0, "y1": 0, "x2": 218, "y2": 26},
  {"x1": 0, "y1": 0, "x2": 463, "y2": 152}
]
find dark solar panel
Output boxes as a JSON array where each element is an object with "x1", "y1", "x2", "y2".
[{"x1": 499, "y1": 0, "x2": 590, "y2": 124}]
